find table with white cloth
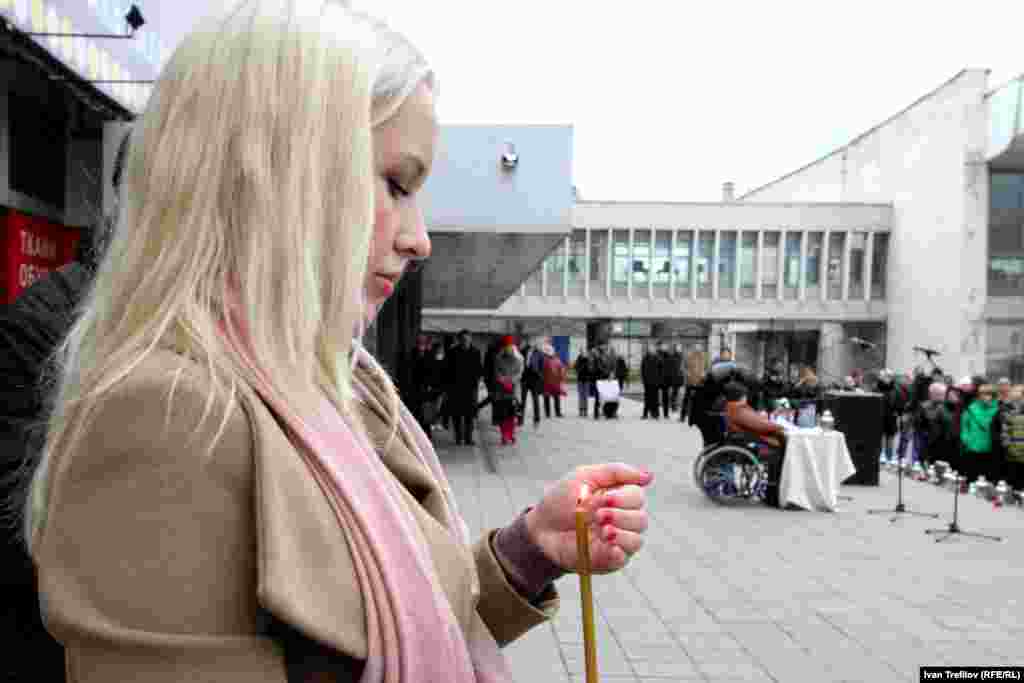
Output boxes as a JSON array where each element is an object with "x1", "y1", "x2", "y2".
[{"x1": 778, "y1": 428, "x2": 857, "y2": 512}]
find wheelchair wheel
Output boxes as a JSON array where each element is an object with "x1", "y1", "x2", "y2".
[{"x1": 697, "y1": 444, "x2": 769, "y2": 506}]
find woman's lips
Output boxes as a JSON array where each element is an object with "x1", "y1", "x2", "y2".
[{"x1": 374, "y1": 275, "x2": 396, "y2": 296}]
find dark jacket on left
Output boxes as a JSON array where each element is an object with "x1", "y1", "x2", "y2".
[{"x1": 1, "y1": 261, "x2": 94, "y2": 683}]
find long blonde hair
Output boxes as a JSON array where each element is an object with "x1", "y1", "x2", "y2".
[{"x1": 24, "y1": 0, "x2": 434, "y2": 550}]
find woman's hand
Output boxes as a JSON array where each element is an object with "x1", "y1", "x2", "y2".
[{"x1": 525, "y1": 463, "x2": 654, "y2": 574}]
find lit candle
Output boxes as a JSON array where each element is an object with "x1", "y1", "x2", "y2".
[{"x1": 575, "y1": 482, "x2": 598, "y2": 683}]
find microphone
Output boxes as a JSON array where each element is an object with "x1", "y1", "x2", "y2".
[
  {"x1": 848, "y1": 337, "x2": 877, "y2": 349},
  {"x1": 913, "y1": 346, "x2": 941, "y2": 357}
]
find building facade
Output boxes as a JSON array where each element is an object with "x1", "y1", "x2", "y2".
[
  {"x1": 425, "y1": 201, "x2": 892, "y2": 383},
  {"x1": 744, "y1": 69, "x2": 1023, "y2": 382},
  {"x1": 426, "y1": 68, "x2": 1024, "y2": 384}
]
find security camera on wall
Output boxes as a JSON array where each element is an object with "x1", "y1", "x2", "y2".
[{"x1": 501, "y1": 142, "x2": 518, "y2": 170}]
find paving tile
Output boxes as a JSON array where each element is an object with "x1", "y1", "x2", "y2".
[
  {"x1": 620, "y1": 642, "x2": 690, "y2": 662},
  {"x1": 691, "y1": 651, "x2": 773, "y2": 683},
  {"x1": 433, "y1": 398, "x2": 1024, "y2": 683},
  {"x1": 630, "y1": 657, "x2": 702, "y2": 679}
]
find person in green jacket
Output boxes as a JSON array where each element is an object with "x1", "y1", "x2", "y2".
[{"x1": 960, "y1": 384, "x2": 1000, "y2": 483}]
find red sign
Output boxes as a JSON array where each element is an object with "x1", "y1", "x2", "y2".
[{"x1": 1, "y1": 209, "x2": 81, "y2": 304}]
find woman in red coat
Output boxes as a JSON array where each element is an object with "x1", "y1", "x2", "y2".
[{"x1": 541, "y1": 343, "x2": 566, "y2": 419}]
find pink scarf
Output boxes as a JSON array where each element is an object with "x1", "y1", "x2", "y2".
[{"x1": 220, "y1": 314, "x2": 511, "y2": 682}]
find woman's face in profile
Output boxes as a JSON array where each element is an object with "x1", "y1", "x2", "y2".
[{"x1": 366, "y1": 82, "x2": 438, "y2": 312}]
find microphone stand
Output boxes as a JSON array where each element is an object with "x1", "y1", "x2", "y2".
[
  {"x1": 925, "y1": 442, "x2": 1003, "y2": 543},
  {"x1": 868, "y1": 414, "x2": 939, "y2": 522}
]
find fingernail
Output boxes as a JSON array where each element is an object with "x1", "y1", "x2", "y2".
[
  {"x1": 606, "y1": 495, "x2": 617, "y2": 507},
  {"x1": 600, "y1": 510, "x2": 613, "y2": 525},
  {"x1": 604, "y1": 525, "x2": 616, "y2": 542}
]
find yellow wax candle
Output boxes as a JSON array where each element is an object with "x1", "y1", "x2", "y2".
[{"x1": 575, "y1": 483, "x2": 598, "y2": 683}]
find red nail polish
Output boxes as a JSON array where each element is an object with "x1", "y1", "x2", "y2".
[
  {"x1": 605, "y1": 525, "x2": 616, "y2": 542},
  {"x1": 606, "y1": 495, "x2": 617, "y2": 507}
]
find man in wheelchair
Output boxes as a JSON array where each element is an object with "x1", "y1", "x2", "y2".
[{"x1": 720, "y1": 381, "x2": 787, "y2": 506}]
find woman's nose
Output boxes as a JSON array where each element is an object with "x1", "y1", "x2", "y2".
[{"x1": 397, "y1": 205, "x2": 431, "y2": 261}]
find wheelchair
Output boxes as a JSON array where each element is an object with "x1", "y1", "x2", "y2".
[{"x1": 692, "y1": 413, "x2": 781, "y2": 506}]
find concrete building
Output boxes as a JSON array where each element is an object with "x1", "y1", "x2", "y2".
[
  {"x1": 425, "y1": 198, "x2": 892, "y2": 383},
  {"x1": 744, "y1": 69, "x2": 1023, "y2": 382},
  {"x1": 425, "y1": 68, "x2": 1024, "y2": 384}
]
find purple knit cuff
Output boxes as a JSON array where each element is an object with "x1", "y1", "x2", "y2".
[{"x1": 493, "y1": 508, "x2": 566, "y2": 602}]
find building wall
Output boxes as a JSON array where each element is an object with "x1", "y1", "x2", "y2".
[
  {"x1": 419, "y1": 125, "x2": 574, "y2": 309},
  {"x1": 422, "y1": 125, "x2": 573, "y2": 230},
  {"x1": 743, "y1": 69, "x2": 991, "y2": 378}
]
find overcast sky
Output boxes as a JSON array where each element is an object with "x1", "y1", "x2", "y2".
[{"x1": 153, "y1": 0, "x2": 1023, "y2": 201}]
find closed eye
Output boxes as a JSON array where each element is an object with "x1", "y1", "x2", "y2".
[{"x1": 387, "y1": 177, "x2": 410, "y2": 199}]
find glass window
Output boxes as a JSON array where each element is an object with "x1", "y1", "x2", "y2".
[
  {"x1": 718, "y1": 231, "x2": 737, "y2": 296},
  {"x1": 989, "y1": 173, "x2": 1024, "y2": 296},
  {"x1": 654, "y1": 230, "x2": 672, "y2": 285},
  {"x1": 697, "y1": 231, "x2": 714, "y2": 298},
  {"x1": 848, "y1": 232, "x2": 867, "y2": 299},
  {"x1": 806, "y1": 232, "x2": 823, "y2": 286},
  {"x1": 632, "y1": 229, "x2": 651, "y2": 285},
  {"x1": 762, "y1": 232, "x2": 780, "y2": 299},
  {"x1": 612, "y1": 229, "x2": 629, "y2": 295},
  {"x1": 827, "y1": 232, "x2": 846, "y2": 300},
  {"x1": 589, "y1": 229, "x2": 607, "y2": 288},
  {"x1": 991, "y1": 173, "x2": 1024, "y2": 210},
  {"x1": 987, "y1": 322, "x2": 1024, "y2": 383},
  {"x1": 783, "y1": 233, "x2": 802, "y2": 300},
  {"x1": 674, "y1": 230, "x2": 693, "y2": 294},
  {"x1": 612, "y1": 229, "x2": 629, "y2": 284},
  {"x1": 568, "y1": 230, "x2": 587, "y2": 281},
  {"x1": 990, "y1": 256, "x2": 1024, "y2": 296},
  {"x1": 740, "y1": 232, "x2": 757, "y2": 299},
  {"x1": 544, "y1": 239, "x2": 566, "y2": 297},
  {"x1": 871, "y1": 233, "x2": 888, "y2": 300},
  {"x1": 544, "y1": 241, "x2": 565, "y2": 275}
]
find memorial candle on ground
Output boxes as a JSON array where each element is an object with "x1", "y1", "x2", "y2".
[{"x1": 575, "y1": 482, "x2": 598, "y2": 683}]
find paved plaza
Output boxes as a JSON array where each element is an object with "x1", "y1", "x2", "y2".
[{"x1": 437, "y1": 397, "x2": 1024, "y2": 683}]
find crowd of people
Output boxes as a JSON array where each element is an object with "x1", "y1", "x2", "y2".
[
  {"x1": 404, "y1": 332, "x2": 1024, "y2": 496},
  {"x1": 881, "y1": 371, "x2": 1024, "y2": 491},
  {"x1": 401, "y1": 331, "x2": 570, "y2": 446},
  {"x1": 684, "y1": 357, "x2": 1024, "y2": 495}
]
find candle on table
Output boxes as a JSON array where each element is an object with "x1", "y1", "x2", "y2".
[{"x1": 575, "y1": 482, "x2": 598, "y2": 683}]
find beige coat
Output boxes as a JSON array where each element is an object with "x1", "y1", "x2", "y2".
[
  {"x1": 686, "y1": 350, "x2": 709, "y2": 386},
  {"x1": 34, "y1": 349, "x2": 558, "y2": 682}
]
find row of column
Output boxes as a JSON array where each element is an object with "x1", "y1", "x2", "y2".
[{"x1": 524, "y1": 228, "x2": 882, "y2": 303}]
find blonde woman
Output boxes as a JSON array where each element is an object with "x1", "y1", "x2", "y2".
[{"x1": 22, "y1": 2, "x2": 654, "y2": 681}]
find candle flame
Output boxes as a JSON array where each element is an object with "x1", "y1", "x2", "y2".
[{"x1": 578, "y1": 482, "x2": 590, "y2": 506}]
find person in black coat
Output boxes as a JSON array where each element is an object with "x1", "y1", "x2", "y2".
[
  {"x1": 402, "y1": 334, "x2": 434, "y2": 437},
  {"x1": 519, "y1": 339, "x2": 545, "y2": 426},
  {"x1": 759, "y1": 360, "x2": 788, "y2": 412},
  {"x1": 614, "y1": 355, "x2": 628, "y2": 392},
  {"x1": 575, "y1": 351, "x2": 592, "y2": 417},
  {"x1": 875, "y1": 370, "x2": 903, "y2": 461},
  {"x1": 656, "y1": 342, "x2": 673, "y2": 418},
  {"x1": 446, "y1": 330, "x2": 483, "y2": 445},
  {"x1": 665, "y1": 343, "x2": 684, "y2": 414},
  {"x1": 0, "y1": 128, "x2": 129, "y2": 683},
  {"x1": 640, "y1": 344, "x2": 664, "y2": 419},
  {"x1": 691, "y1": 364, "x2": 760, "y2": 448},
  {"x1": 589, "y1": 346, "x2": 612, "y2": 420}
]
